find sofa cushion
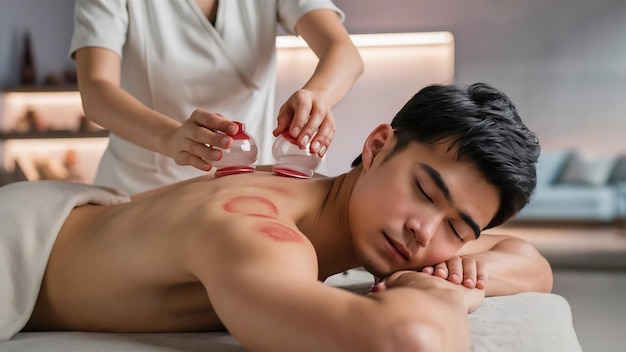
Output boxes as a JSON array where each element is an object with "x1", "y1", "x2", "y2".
[
  {"x1": 535, "y1": 150, "x2": 573, "y2": 189},
  {"x1": 557, "y1": 152, "x2": 617, "y2": 186},
  {"x1": 516, "y1": 185, "x2": 618, "y2": 221},
  {"x1": 608, "y1": 155, "x2": 626, "y2": 184}
]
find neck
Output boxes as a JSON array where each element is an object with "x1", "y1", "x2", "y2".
[{"x1": 299, "y1": 166, "x2": 364, "y2": 280}]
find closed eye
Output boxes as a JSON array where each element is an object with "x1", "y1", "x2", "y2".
[
  {"x1": 416, "y1": 181, "x2": 433, "y2": 203},
  {"x1": 449, "y1": 221, "x2": 463, "y2": 242}
]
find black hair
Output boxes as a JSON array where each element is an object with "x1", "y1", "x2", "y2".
[{"x1": 351, "y1": 83, "x2": 540, "y2": 229}]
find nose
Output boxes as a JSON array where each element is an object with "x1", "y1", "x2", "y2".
[{"x1": 406, "y1": 211, "x2": 443, "y2": 247}]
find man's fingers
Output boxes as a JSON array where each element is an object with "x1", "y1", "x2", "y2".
[
  {"x1": 420, "y1": 266, "x2": 435, "y2": 275},
  {"x1": 461, "y1": 256, "x2": 478, "y2": 288},
  {"x1": 421, "y1": 256, "x2": 486, "y2": 289},
  {"x1": 442, "y1": 256, "x2": 464, "y2": 283},
  {"x1": 476, "y1": 261, "x2": 488, "y2": 289},
  {"x1": 434, "y1": 261, "x2": 449, "y2": 280}
]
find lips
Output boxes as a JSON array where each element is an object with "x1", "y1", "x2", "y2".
[{"x1": 384, "y1": 233, "x2": 410, "y2": 261}]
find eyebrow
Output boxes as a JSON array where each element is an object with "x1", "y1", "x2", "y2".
[{"x1": 418, "y1": 163, "x2": 481, "y2": 239}]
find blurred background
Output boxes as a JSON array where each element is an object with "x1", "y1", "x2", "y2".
[{"x1": 1, "y1": 0, "x2": 625, "y2": 350}]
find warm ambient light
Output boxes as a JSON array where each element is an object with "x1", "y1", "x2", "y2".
[
  {"x1": 276, "y1": 32, "x2": 454, "y2": 48},
  {"x1": 4, "y1": 91, "x2": 81, "y2": 106}
]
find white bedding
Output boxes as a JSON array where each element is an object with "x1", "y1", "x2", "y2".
[
  {"x1": 2, "y1": 288, "x2": 582, "y2": 352},
  {"x1": 0, "y1": 181, "x2": 581, "y2": 351},
  {"x1": 0, "y1": 181, "x2": 130, "y2": 340}
]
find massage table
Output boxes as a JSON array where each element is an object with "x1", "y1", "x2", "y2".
[{"x1": 2, "y1": 269, "x2": 581, "y2": 352}]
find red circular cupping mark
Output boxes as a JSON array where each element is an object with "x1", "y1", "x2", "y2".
[
  {"x1": 223, "y1": 196, "x2": 279, "y2": 217},
  {"x1": 256, "y1": 221, "x2": 303, "y2": 243}
]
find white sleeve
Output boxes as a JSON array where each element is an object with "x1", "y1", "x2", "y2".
[
  {"x1": 68, "y1": 0, "x2": 129, "y2": 59},
  {"x1": 277, "y1": 0, "x2": 345, "y2": 35}
]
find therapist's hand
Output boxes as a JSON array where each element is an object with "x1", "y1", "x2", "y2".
[
  {"x1": 273, "y1": 88, "x2": 335, "y2": 158},
  {"x1": 164, "y1": 109, "x2": 238, "y2": 171}
]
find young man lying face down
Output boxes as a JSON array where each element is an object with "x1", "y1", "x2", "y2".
[{"x1": 16, "y1": 83, "x2": 549, "y2": 351}]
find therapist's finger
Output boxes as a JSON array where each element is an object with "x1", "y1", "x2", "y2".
[
  {"x1": 299, "y1": 102, "x2": 326, "y2": 148},
  {"x1": 173, "y1": 149, "x2": 212, "y2": 171},
  {"x1": 310, "y1": 113, "x2": 335, "y2": 156},
  {"x1": 188, "y1": 140, "x2": 221, "y2": 162},
  {"x1": 273, "y1": 91, "x2": 307, "y2": 138},
  {"x1": 172, "y1": 137, "x2": 220, "y2": 170},
  {"x1": 187, "y1": 110, "x2": 235, "y2": 148},
  {"x1": 187, "y1": 153, "x2": 213, "y2": 171},
  {"x1": 287, "y1": 91, "x2": 314, "y2": 139},
  {"x1": 291, "y1": 110, "x2": 312, "y2": 144},
  {"x1": 192, "y1": 110, "x2": 238, "y2": 135},
  {"x1": 273, "y1": 102, "x2": 294, "y2": 137}
]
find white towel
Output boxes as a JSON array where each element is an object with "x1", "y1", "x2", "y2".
[{"x1": 0, "y1": 181, "x2": 130, "y2": 341}]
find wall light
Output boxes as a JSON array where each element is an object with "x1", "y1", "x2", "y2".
[
  {"x1": 4, "y1": 91, "x2": 81, "y2": 106},
  {"x1": 276, "y1": 31, "x2": 454, "y2": 48}
]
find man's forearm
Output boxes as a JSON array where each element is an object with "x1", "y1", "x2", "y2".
[
  {"x1": 367, "y1": 271, "x2": 486, "y2": 350},
  {"x1": 463, "y1": 235, "x2": 553, "y2": 296}
]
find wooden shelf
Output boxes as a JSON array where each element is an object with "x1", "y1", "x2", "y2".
[
  {"x1": 0, "y1": 130, "x2": 108, "y2": 140},
  {"x1": 2, "y1": 85, "x2": 78, "y2": 93}
]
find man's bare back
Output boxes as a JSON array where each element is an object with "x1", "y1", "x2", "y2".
[{"x1": 25, "y1": 172, "x2": 333, "y2": 333}]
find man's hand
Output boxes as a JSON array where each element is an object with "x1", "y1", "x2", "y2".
[
  {"x1": 420, "y1": 254, "x2": 488, "y2": 289},
  {"x1": 371, "y1": 271, "x2": 485, "y2": 313}
]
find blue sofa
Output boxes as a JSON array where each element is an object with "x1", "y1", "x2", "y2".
[{"x1": 513, "y1": 150, "x2": 626, "y2": 222}]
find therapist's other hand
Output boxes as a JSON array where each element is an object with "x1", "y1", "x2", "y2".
[
  {"x1": 165, "y1": 109, "x2": 237, "y2": 171},
  {"x1": 273, "y1": 88, "x2": 335, "y2": 158}
]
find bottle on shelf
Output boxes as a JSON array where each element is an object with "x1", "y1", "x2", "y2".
[
  {"x1": 64, "y1": 149, "x2": 83, "y2": 182},
  {"x1": 272, "y1": 130, "x2": 322, "y2": 179},
  {"x1": 20, "y1": 31, "x2": 37, "y2": 86},
  {"x1": 212, "y1": 121, "x2": 258, "y2": 177}
]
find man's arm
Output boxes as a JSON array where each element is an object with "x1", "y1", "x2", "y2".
[
  {"x1": 187, "y1": 216, "x2": 471, "y2": 352},
  {"x1": 457, "y1": 234, "x2": 553, "y2": 296}
]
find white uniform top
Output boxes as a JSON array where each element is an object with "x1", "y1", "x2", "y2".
[{"x1": 70, "y1": 0, "x2": 343, "y2": 194}]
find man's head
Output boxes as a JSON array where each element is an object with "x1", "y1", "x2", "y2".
[{"x1": 352, "y1": 83, "x2": 540, "y2": 229}]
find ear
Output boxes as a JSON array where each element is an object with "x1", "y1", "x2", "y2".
[{"x1": 361, "y1": 124, "x2": 394, "y2": 171}]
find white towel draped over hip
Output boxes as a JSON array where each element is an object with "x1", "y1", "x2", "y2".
[{"x1": 0, "y1": 181, "x2": 130, "y2": 341}]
